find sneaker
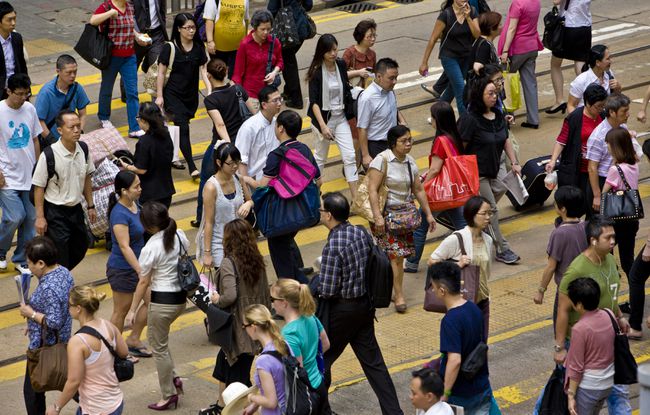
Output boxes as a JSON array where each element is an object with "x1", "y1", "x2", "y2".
[
  {"x1": 0, "y1": 256, "x2": 6, "y2": 270},
  {"x1": 100, "y1": 120, "x2": 114, "y2": 129},
  {"x1": 495, "y1": 249, "x2": 520, "y2": 265},
  {"x1": 128, "y1": 129, "x2": 145, "y2": 138},
  {"x1": 14, "y1": 263, "x2": 31, "y2": 275},
  {"x1": 404, "y1": 260, "x2": 419, "y2": 273}
]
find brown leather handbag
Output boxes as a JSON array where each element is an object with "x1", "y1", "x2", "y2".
[
  {"x1": 424, "y1": 233, "x2": 481, "y2": 313},
  {"x1": 25, "y1": 322, "x2": 68, "y2": 392}
]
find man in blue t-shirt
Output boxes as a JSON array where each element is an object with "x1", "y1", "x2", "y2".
[
  {"x1": 427, "y1": 261, "x2": 499, "y2": 413},
  {"x1": 35, "y1": 55, "x2": 90, "y2": 141}
]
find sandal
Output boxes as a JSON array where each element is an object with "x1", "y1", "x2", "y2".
[
  {"x1": 420, "y1": 84, "x2": 441, "y2": 99},
  {"x1": 126, "y1": 354, "x2": 140, "y2": 364},
  {"x1": 128, "y1": 345, "x2": 153, "y2": 358},
  {"x1": 395, "y1": 303, "x2": 408, "y2": 314}
]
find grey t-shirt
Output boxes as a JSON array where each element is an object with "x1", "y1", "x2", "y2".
[{"x1": 547, "y1": 220, "x2": 588, "y2": 285}]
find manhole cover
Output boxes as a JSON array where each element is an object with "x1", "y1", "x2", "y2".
[
  {"x1": 387, "y1": 0, "x2": 423, "y2": 3},
  {"x1": 337, "y1": 2, "x2": 383, "y2": 13}
]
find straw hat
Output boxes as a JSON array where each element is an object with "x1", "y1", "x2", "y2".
[{"x1": 221, "y1": 382, "x2": 259, "y2": 415}]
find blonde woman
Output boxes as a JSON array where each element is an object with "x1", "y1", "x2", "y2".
[
  {"x1": 46, "y1": 286, "x2": 127, "y2": 415},
  {"x1": 242, "y1": 304, "x2": 290, "y2": 415},
  {"x1": 271, "y1": 279, "x2": 330, "y2": 412}
]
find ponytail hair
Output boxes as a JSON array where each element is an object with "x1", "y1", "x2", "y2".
[
  {"x1": 140, "y1": 201, "x2": 177, "y2": 252},
  {"x1": 244, "y1": 304, "x2": 290, "y2": 356},
  {"x1": 69, "y1": 285, "x2": 107, "y2": 315},
  {"x1": 581, "y1": 44, "x2": 608, "y2": 73},
  {"x1": 107, "y1": 170, "x2": 137, "y2": 220},
  {"x1": 273, "y1": 279, "x2": 316, "y2": 316}
]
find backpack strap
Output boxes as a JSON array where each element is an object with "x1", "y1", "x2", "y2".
[
  {"x1": 78, "y1": 140, "x2": 89, "y2": 162},
  {"x1": 261, "y1": 349, "x2": 284, "y2": 361},
  {"x1": 43, "y1": 145, "x2": 57, "y2": 182}
]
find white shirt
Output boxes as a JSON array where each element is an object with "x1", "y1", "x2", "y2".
[
  {"x1": 368, "y1": 149, "x2": 419, "y2": 207},
  {"x1": 0, "y1": 101, "x2": 42, "y2": 190},
  {"x1": 356, "y1": 81, "x2": 398, "y2": 142},
  {"x1": 235, "y1": 112, "x2": 279, "y2": 180},
  {"x1": 149, "y1": 0, "x2": 161, "y2": 29},
  {"x1": 569, "y1": 68, "x2": 614, "y2": 105},
  {"x1": 0, "y1": 32, "x2": 14, "y2": 87},
  {"x1": 416, "y1": 401, "x2": 455, "y2": 415},
  {"x1": 32, "y1": 139, "x2": 95, "y2": 206},
  {"x1": 559, "y1": 0, "x2": 592, "y2": 28},
  {"x1": 139, "y1": 230, "x2": 190, "y2": 292}
]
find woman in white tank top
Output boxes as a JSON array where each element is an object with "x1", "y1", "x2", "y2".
[{"x1": 46, "y1": 286, "x2": 128, "y2": 415}]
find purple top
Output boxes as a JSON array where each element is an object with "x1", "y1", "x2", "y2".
[{"x1": 255, "y1": 342, "x2": 287, "y2": 415}]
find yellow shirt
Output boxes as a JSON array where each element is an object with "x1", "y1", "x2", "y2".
[{"x1": 214, "y1": 0, "x2": 248, "y2": 52}]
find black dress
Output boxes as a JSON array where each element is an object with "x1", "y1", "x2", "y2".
[
  {"x1": 159, "y1": 41, "x2": 208, "y2": 123},
  {"x1": 134, "y1": 132, "x2": 175, "y2": 204}
]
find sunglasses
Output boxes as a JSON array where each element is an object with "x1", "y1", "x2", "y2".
[{"x1": 270, "y1": 296, "x2": 284, "y2": 302}]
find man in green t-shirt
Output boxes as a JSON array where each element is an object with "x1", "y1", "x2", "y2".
[{"x1": 553, "y1": 215, "x2": 632, "y2": 414}]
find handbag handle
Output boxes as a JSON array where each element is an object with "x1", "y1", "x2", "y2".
[
  {"x1": 604, "y1": 308, "x2": 622, "y2": 336},
  {"x1": 615, "y1": 164, "x2": 632, "y2": 191},
  {"x1": 37, "y1": 320, "x2": 61, "y2": 348},
  {"x1": 406, "y1": 158, "x2": 414, "y2": 196},
  {"x1": 454, "y1": 232, "x2": 468, "y2": 256},
  {"x1": 266, "y1": 35, "x2": 276, "y2": 75}
]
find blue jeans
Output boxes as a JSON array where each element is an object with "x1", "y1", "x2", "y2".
[
  {"x1": 77, "y1": 400, "x2": 123, "y2": 415},
  {"x1": 195, "y1": 143, "x2": 216, "y2": 221},
  {"x1": 405, "y1": 206, "x2": 466, "y2": 270},
  {"x1": 98, "y1": 55, "x2": 140, "y2": 133},
  {"x1": 440, "y1": 56, "x2": 470, "y2": 115},
  {"x1": 449, "y1": 388, "x2": 500, "y2": 415},
  {"x1": 0, "y1": 189, "x2": 35, "y2": 264}
]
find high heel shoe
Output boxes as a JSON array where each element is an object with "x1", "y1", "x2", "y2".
[
  {"x1": 147, "y1": 395, "x2": 178, "y2": 411},
  {"x1": 545, "y1": 102, "x2": 567, "y2": 114},
  {"x1": 173, "y1": 376, "x2": 184, "y2": 395}
]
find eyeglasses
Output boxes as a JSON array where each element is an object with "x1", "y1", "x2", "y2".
[
  {"x1": 224, "y1": 160, "x2": 241, "y2": 167},
  {"x1": 492, "y1": 77, "x2": 504, "y2": 84},
  {"x1": 270, "y1": 296, "x2": 284, "y2": 302},
  {"x1": 180, "y1": 25, "x2": 197, "y2": 31},
  {"x1": 242, "y1": 322, "x2": 254, "y2": 329},
  {"x1": 477, "y1": 209, "x2": 496, "y2": 217},
  {"x1": 397, "y1": 138, "x2": 413, "y2": 144},
  {"x1": 269, "y1": 97, "x2": 284, "y2": 104}
]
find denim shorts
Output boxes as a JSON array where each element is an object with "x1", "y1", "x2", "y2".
[{"x1": 107, "y1": 267, "x2": 139, "y2": 293}]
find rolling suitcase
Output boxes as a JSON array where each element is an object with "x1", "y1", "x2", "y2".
[{"x1": 506, "y1": 156, "x2": 558, "y2": 211}]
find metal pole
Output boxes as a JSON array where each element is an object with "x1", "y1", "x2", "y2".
[
  {"x1": 171, "y1": 0, "x2": 181, "y2": 13},
  {"x1": 640, "y1": 364, "x2": 650, "y2": 414}
]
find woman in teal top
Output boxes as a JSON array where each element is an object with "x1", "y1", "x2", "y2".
[{"x1": 271, "y1": 279, "x2": 330, "y2": 412}]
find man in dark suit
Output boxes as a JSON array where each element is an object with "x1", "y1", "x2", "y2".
[{"x1": 0, "y1": 2, "x2": 27, "y2": 100}]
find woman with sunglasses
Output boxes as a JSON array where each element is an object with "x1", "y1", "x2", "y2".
[
  {"x1": 199, "y1": 219, "x2": 271, "y2": 415},
  {"x1": 155, "y1": 13, "x2": 210, "y2": 179},
  {"x1": 428, "y1": 195, "x2": 494, "y2": 341},
  {"x1": 271, "y1": 279, "x2": 330, "y2": 412},
  {"x1": 197, "y1": 143, "x2": 253, "y2": 270}
]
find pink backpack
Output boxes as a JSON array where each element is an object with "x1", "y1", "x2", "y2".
[{"x1": 269, "y1": 142, "x2": 318, "y2": 199}]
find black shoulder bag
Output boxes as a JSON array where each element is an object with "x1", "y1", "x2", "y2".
[
  {"x1": 76, "y1": 325, "x2": 134, "y2": 382},
  {"x1": 600, "y1": 164, "x2": 644, "y2": 221},
  {"x1": 605, "y1": 309, "x2": 638, "y2": 384},
  {"x1": 74, "y1": 2, "x2": 113, "y2": 70}
]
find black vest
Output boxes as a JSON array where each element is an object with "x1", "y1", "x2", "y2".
[{"x1": 557, "y1": 107, "x2": 604, "y2": 187}]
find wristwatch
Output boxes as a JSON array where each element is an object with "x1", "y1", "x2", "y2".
[
  {"x1": 537, "y1": 286, "x2": 546, "y2": 294},
  {"x1": 554, "y1": 344, "x2": 563, "y2": 353},
  {"x1": 87, "y1": 205, "x2": 95, "y2": 210}
]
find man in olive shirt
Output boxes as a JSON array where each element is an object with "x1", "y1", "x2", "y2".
[{"x1": 553, "y1": 215, "x2": 631, "y2": 414}]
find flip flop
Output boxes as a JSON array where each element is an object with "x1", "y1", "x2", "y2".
[
  {"x1": 128, "y1": 346, "x2": 153, "y2": 358},
  {"x1": 126, "y1": 354, "x2": 140, "y2": 364}
]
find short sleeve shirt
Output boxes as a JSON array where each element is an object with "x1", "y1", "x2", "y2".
[
  {"x1": 134, "y1": 132, "x2": 175, "y2": 203},
  {"x1": 235, "y1": 112, "x2": 279, "y2": 180},
  {"x1": 263, "y1": 139, "x2": 321, "y2": 180},
  {"x1": 107, "y1": 203, "x2": 145, "y2": 270},
  {"x1": 429, "y1": 134, "x2": 459, "y2": 166},
  {"x1": 356, "y1": 82, "x2": 398, "y2": 142},
  {"x1": 203, "y1": 84, "x2": 248, "y2": 143},
  {"x1": 506, "y1": 0, "x2": 543, "y2": 55},
  {"x1": 605, "y1": 163, "x2": 639, "y2": 191},
  {"x1": 546, "y1": 221, "x2": 588, "y2": 285},
  {"x1": 0, "y1": 101, "x2": 42, "y2": 190},
  {"x1": 35, "y1": 79, "x2": 90, "y2": 139},
  {"x1": 203, "y1": 0, "x2": 248, "y2": 52},
  {"x1": 586, "y1": 122, "x2": 642, "y2": 177},
  {"x1": 569, "y1": 69, "x2": 614, "y2": 106},
  {"x1": 32, "y1": 140, "x2": 95, "y2": 206},
  {"x1": 138, "y1": 230, "x2": 189, "y2": 292},
  {"x1": 436, "y1": 7, "x2": 478, "y2": 59},
  {"x1": 559, "y1": 254, "x2": 621, "y2": 335},
  {"x1": 282, "y1": 316, "x2": 324, "y2": 389},
  {"x1": 559, "y1": 0, "x2": 592, "y2": 28},
  {"x1": 255, "y1": 342, "x2": 287, "y2": 415},
  {"x1": 369, "y1": 150, "x2": 419, "y2": 207}
]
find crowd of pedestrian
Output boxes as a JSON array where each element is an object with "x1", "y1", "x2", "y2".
[{"x1": 2, "y1": 0, "x2": 650, "y2": 414}]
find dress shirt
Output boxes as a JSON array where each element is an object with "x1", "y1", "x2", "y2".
[
  {"x1": 319, "y1": 222, "x2": 371, "y2": 299},
  {"x1": 0, "y1": 32, "x2": 14, "y2": 86},
  {"x1": 149, "y1": 0, "x2": 161, "y2": 29},
  {"x1": 356, "y1": 81, "x2": 398, "y2": 142},
  {"x1": 235, "y1": 111, "x2": 279, "y2": 180},
  {"x1": 586, "y1": 120, "x2": 641, "y2": 177}
]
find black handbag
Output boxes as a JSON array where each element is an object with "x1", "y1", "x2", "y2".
[
  {"x1": 76, "y1": 325, "x2": 134, "y2": 382},
  {"x1": 265, "y1": 35, "x2": 282, "y2": 88},
  {"x1": 600, "y1": 165, "x2": 644, "y2": 221},
  {"x1": 539, "y1": 366, "x2": 570, "y2": 415},
  {"x1": 542, "y1": 4, "x2": 566, "y2": 53},
  {"x1": 74, "y1": 3, "x2": 113, "y2": 70},
  {"x1": 606, "y1": 310, "x2": 638, "y2": 385},
  {"x1": 358, "y1": 226, "x2": 394, "y2": 309},
  {"x1": 460, "y1": 341, "x2": 488, "y2": 379},
  {"x1": 177, "y1": 233, "x2": 200, "y2": 294}
]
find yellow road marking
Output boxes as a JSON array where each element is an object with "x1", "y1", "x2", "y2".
[{"x1": 312, "y1": 1, "x2": 402, "y2": 24}]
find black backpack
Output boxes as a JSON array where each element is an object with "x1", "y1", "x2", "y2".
[
  {"x1": 262, "y1": 350, "x2": 317, "y2": 415},
  {"x1": 29, "y1": 141, "x2": 90, "y2": 204},
  {"x1": 357, "y1": 226, "x2": 393, "y2": 309}
]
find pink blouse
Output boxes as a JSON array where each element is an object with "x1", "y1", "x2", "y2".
[{"x1": 497, "y1": 0, "x2": 544, "y2": 56}]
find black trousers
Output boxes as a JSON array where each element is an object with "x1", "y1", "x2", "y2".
[
  {"x1": 267, "y1": 232, "x2": 308, "y2": 283},
  {"x1": 613, "y1": 219, "x2": 640, "y2": 280},
  {"x1": 629, "y1": 246, "x2": 650, "y2": 330},
  {"x1": 281, "y1": 42, "x2": 304, "y2": 104},
  {"x1": 44, "y1": 202, "x2": 88, "y2": 271},
  {"x1": 368, "y1": 140, "x2": 388, "y2": 159},
  {"x1": 324, "y1": 299, "x2": 403, "y2": 415},
  {"x1": 24, "y1": 366, "x2": 46, "y2": 415},
  {"x1": 175, "y1": 121, "x2": 197, "y2": 172}
]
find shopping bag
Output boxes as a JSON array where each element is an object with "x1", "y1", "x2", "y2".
[
  {"x1": 80, "y1": 125, "x2": 129, "y2": 167},
  {"x1": 424, "y1": 139, "x2": 479, "y2": 211},
  {"x1": 82, "y1": 157, "x2": 120, "y2": 238},
  {"x1": 167, "y1": 124, "x2": 180, "y2": 162},
  {"x1": 503, "y1": 66, "x2": 521, "y2": 113},
  {"x1": 538, "y1": 366, "x2": 569, "y2": 415},
  {"x1": 253, "y1": 182, "x2": 320, "y2": 238}
]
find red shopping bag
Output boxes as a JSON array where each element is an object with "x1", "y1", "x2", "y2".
[{"x1": 424, "y1": 138, "x2": 480, "y2": 211}]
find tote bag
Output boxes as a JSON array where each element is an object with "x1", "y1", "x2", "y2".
[
  {"x1": 424, "y1": 137, "x2": 479, "y2": 211},
  {"x1": 606, "y1": 309, "x2": 638, "y2": 384},
  {"x1": 352, "y1": 153, "x2": 388, "y2": 222},
  {"x1": 253, "y1": 181, "x2": 321, "y2": 238},
  {"x1": 424, "y1": 233, "x2": 480, "y2": 313},
  {"x1": 503, "y1": 66, "x2": 521, "y2": 113},
  {"x1": 25, "y1": 324, "x2": 68, "y2": 392},
  {"x1": 600, "y1": 165, "x2": 644, "y2": 221},
  {"x1": 74, "y1": 4, "x2": 113, "y2": 71}
]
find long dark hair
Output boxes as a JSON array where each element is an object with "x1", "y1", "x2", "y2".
[
  {"x1": 213, "y1": 142, "x2": 242, "y2": 173},
  {"x1": 171, "y1": 13, "x2": 201, "y2": 51},
  {"x1": 467, "y1": 76, "x2": 495, "y2": 115},
  {"x1": 107, "y1": 170, "x2": 137, "y2": 220},
  {"x1": 138, "y1": 102, "x2": 170, "y2": 141},
  {"x1": 605, "y1": 127, "x2": 637, "y2": 166},
  {"x1": 440, "y1": 0, "x2": 453, "y2": 10},
  {"x1": 430, "y1": 101, "x2": 463, "y2": 154},
  {"x1": 582, "y1": 44, "x2": 608, "y2": 73},
  {"x1": 306, "y1": 34, "x2": 338, "y2": 82},
  {"x1": 223, "y1": 219, "x2": 265, "y2": 286},
  {"x1": 140, "y1": 201, "x2": 177, "y2": 252}
]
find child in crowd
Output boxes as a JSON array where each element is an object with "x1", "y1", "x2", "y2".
[{"x1": 409, "y1": 368, "x2": 454, "y2": 415}]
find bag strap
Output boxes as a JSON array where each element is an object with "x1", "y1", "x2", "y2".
[
  {"x1": 439, "y1": 9, "x2": 458, "y2": 51},
  {"x1": 437, "y1": 135, "x2": 456, "y2": 160},
  {"x1": 76, "y1": 325, "x2": 121, "y2": 360},
  {"x1": 454, "y1": 232, "x2": 468, "y2": 256},
  {"x1": 564, "y1": 0, "x2": 570, "y2": 11},
  {"x1": 604, "y1": 308, "x2": 621, "y2": 336},
  {"x1": 406, "y1": 158, "x2": 414, "y2": 195},
  {"x1": 168, "y1": 41, "x2": 176, "y2": 70},
  {"x1": 176, "y1": 232, "x2": 187, "y2": 257},
  {"x1": 615, "y1": 164, "x2": 632, "y2": 191},
  {"x1": 266, "y1": 35, "x2": 275, "y2": 74},
  {"x1": 45, "y1": 83, "x2": 79, "y2": 130}
]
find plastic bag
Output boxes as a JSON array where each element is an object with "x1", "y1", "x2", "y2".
[{"x1": 503, "y1": 68, "x2": 521, "y2": 113}]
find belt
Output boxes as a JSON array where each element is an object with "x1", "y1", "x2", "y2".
[
  {"x1": 332, "y1": 296, "x2": 368, "y2": 304},
  {"x1": 151, "y1": 290, "x2": 186, "y2": 305}
]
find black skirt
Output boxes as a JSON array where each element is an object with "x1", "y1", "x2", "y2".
[
  {"x1": 212, "y1": 349, "x2": 254, "y2": 385},
  {"x1": 552, "y1": 26, "x2": 591, "y2": 62}
]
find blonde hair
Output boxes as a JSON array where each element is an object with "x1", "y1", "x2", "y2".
[
  {"x1": 244, "y1": 304, "x2": 289, "y2": 356},
  {"x1": 273, "y1": 279, "x2": 316, "y2": 316},
  {"x1": 69, "y1": 285, "x2": 106, "y2": 314}
]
